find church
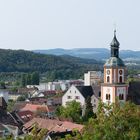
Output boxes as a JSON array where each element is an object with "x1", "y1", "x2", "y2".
[{"x1": 101, "y1": 30, "x2": 128, "y2": 104}]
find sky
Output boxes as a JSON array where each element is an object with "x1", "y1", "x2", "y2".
[{"x1": 0, "y1": 0, "x2": 139, "y2": 50}]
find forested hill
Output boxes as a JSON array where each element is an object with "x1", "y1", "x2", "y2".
[
  {"x1": 33, "y1": 48, "x2": 140, "y2": 60},
  {"x1": 0, "y1": 49, "x2": 102, "y2": 74}
]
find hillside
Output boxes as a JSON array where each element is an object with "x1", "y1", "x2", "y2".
[
  {"x1": 0, "y1": 49, "x2": 102, "y2": 81},
  {"x1": 33, "y1": 48, "x2": 140, "y2": 60},
  {"x1": 33, "y1": 48, "x2": 109, "y2": 60}
]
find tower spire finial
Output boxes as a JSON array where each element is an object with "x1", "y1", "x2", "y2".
[
  {"x1": 114, "y1": 29, "x2": 116, "y2": 37},
  {"x1": 113, "y1": 23, "x2": 116, "y2": 37}
]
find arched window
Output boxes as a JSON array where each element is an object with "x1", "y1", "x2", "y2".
[
  {"x1": 107, "y1": 76, "x2": 110, "y2": 83},
  {"x1": 106, "y1": 94, "x2": 111, "y2": 100},
  {"x1": 119, "y1": 94, "x2": 124, "y2": 100},
  {"x1": 119, "y1": 76, "x2": 122, "y2": 83},
  {"x1": 99, "y1": 91, "x2": 101, "y2": 97}
]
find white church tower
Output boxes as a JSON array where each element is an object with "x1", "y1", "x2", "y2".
[{"x1": 101, "y1": 30, "x2": 128, "y2": 104}]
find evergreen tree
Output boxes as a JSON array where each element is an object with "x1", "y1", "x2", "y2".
[
  {"x1": 82, "y1": 96, "x2": 95, "y2": 122},
  {"x1": 0, "y1": 82, "x2": 6, "y2": 89},
  {"x1": 31, "y1": 72, "x2": 39, "y2": 85},
  {"x1": 26, "y1": 73, "x2": 32, "y2": 85},
  {"x1": 21, "y1": 74, "x2": 26, "y2": 87}
]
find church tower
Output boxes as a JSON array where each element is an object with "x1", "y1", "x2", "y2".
[{"x1": 101, "y1": 30, "x2": 128, "y2": 104}]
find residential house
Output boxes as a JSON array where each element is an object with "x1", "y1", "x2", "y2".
[
  {"x1": 12, "y1": 101, "x2": 28, "y2": 112},
  {"x1": 23, "y1": 117, "x2": 84, "y2": 140},
  {"x1": 62, "y1": 85, "x2": 93, "y2": 108},
  {"x1": 0, "y1": 97, "x2": 20, "y2": 138},
  {"x1": 27, "y1": 83, "x2": 48, "y2": 91},
  {"x1": 18, "y1": 87, "x2": 37, "y2": 98},
  {"x1": 0, "y1": 123, "x2": 18, "y2": 139},
  {"x1": 14, "y1": 110, "x2": 34, "y2": 124},
  {"x1": 60, "y1": 81, "x2": 70, "y2": 91},
  {"x1": 0, "y1": 97, "x2": 7, "y2": 114},
  {"x1": 0, "y1": 90, "x2": 9, "y2": 103},
  {"x1": 28, "y1": 97, "x2": 47, "y2": 104},
  {"x1": 20, "y1": 103, "x2": 49, "y2": 114},
  {"x1": 8, "y1": 92, "x2": 21, "y2": 101},
  {"x1": 31, "y1": 90, "x2": 44, "y2": 98},
  {"x1": 31, "y1": 90, "x2": 57, "y2": 98},
  {"x1": 69, "y1": 80, "x2": 84, "y2": 87}
]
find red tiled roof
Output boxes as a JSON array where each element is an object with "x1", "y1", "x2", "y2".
[
  {"x1": 13, "y1": 102, "x2": 27, "y2": 111},
  {"x1": 21, "y1": 104, "x2": 49, "y2": 112},
  {"x1": 17, "y1": 110, "x2": 34, "y2": 123},
  {"x1": 18, "y1": 110, "x2": 33, "y2": 117},
  {"x1": 43, "y1": 90, "x2": 56, "y2": 96},
  {"x1": 51, "y1": 121, "x2": 84, "y2": 132},
  {"x1": 18, "y1": 88, "x2": 37, "y2": 93},
  {"x1": 23, "y1": 118, "x2": 84, "y2": 133},
  {"x1": 24, "y1": 118, "x2": 62, "y2": 130}
]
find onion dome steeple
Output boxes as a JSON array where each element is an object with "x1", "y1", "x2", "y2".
[
  {"x1": 104, "y1": 30, "x2": 125, "y2": 67},
  {"x1": 110, "y1": 30, "x2": 120, "y2": 58}
]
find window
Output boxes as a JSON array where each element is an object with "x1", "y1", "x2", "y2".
[
  {"x1": 119, "y1": 76, "x2": 122, "y2": 83},
  {"x1": 106, "y1": 94, "x2": 110, "y2": 100},
  {"x1": 107, "y1": 76, "x2": 110, "y2": 83},
  {"x1": 75, "y1": 96, "x2": 80, "y2": 99},
  {"x1": 119, "y1": 94, "x2": 124, "y2": 100},
  {"x1": 67, "y1": 96, "x2": 72, "y2": 99},
  {"x1": 99, "y1": 91, "x2": 101, "y2": 97}
]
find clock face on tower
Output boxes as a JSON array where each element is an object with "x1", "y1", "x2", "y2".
[
  {"x1": 119, "y1": 70, "x2": 123, "y2": 75},
  {"x1": 107, "y1": 70, "x2": 110, "y2": 75}
]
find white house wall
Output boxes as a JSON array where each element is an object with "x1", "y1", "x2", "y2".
[
  {"x1": 102, "y1": 87, "x2": 113, "y2": 103},
  {"x1": 0, "y1": 91, "x2": 9, "y2": 102},
  {"x1": 62, "y1": 85, "x2": 85, "y2": 107}
]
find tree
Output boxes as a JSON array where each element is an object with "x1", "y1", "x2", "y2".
[
  {"x1": 82, "y1": 100, "x2": 140, "y2": 140},
  {"x1": 21, "y1": 74, "x2": 26, "y2": 87},
  {"x1": 7, "y1": 100, "x2": 16, "y2": 112},
  {"x1": 0, "y1": 82, "x2": 6, "y2": 89},
  {"x1": 82, "y1": 96, "x2": 96, "y2": 122},
  {"x1": 61, "y1": 101, "x2": 140, "y2": 140},
  {"x1": 31, "y1": 72, "x2": 39, "y2": 85},
  {"x1": 56, "y1": 101, "x2": 82, "y2": 123},
  {"x1": 17, "y1": 95, "x2": 26, "y2": 101},
  {"x1": 26, "y1": 74, "x2": 32, "y2": 85},
  {"x1": 23, "y1": 125, "x2": 48, "y2": 140},
  {"x1": 61, "y1": 130, "x2": 83, "y2": 140}
]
